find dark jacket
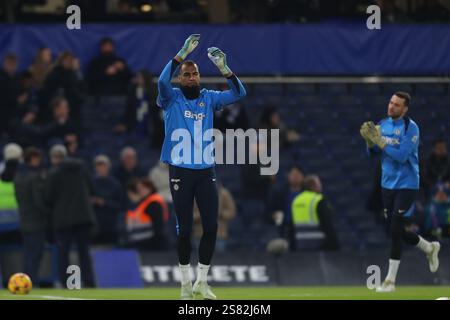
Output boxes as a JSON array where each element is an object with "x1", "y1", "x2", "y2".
[
  {"x1": 92, "y1": 175, "x2": 123, "y2": 236},
  {"x1": 14, "y1": 165, "x2": 49, "y2": 233},
  {"x1": 43, "y1": 158, "x2": 95, "y2": 230},
  {"x1": 87, "y1": 53, "x2": 132, "y2": 95},
  {"x1": 0, "y1": 69, "x2": 19, "y2": 134}
]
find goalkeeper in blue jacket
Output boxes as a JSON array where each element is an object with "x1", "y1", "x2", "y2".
[
  {"x1": 157, "y1": 34, "x2": 246, "y2": 300},
  {"x1": 360, "y1": 92, "x2": 440, "y2": 293}
]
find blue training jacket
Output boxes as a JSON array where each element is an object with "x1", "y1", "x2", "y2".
[
  {"x1": 157, "y1": 59, "x2": 246, "y2": 169},
  {"x1": 367, "y1": 117, "x2": 420, "y2": 190}
]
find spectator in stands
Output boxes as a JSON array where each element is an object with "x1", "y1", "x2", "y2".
[
  {"x1": 0, "y1": 143, "x2": 23, "y2": 182},
  {"x1": 149, "y1": 161, "x2": 172, "y2": 205},
  {"x1": 115, "y1": 70, "x2": 157, "y2": 139},
  {"x1": 41, "y1": 52, "x2": 84, "y2": 126},
  {"x1": 290, "y1": 175, "x2": 340, "y2": 251},
  {"x1": 43, "y1": 145, "x2": 96, "y2": 287},
  {"x1": 14, "y1": 147, "x2": 49, "y2": 286},
  {"x1": 16, "y1": 71, "x2": 39, "y2": 119},
  {"x1": 114, "y1": 146, "x2": 146, "y2": 187},
  {"x1": 259, "y1": 105, "x2": 300, "y2": 149},
  {"x1": 269, "y1": 164, "x2": 304, "y2": 239},
  {"x1": 0, "y1": 143, "x2": 23, "y2": 245},
  {"x1": 414, "y1": 0, "x2": 449, "y2": 22},
  {"x1": 214, "y1": 83, "x2": 249, "y2": 132},
  {"x1": 48, "y1": 97, "x2": 78, "y2": 141},
  {"x1": 124, "y1": 177, "x2": 169, "y2": 250},
  {"x1": 0, "y1": 54, "x2": 20, "y2": 137},
  {"x1": 87, "y1": 37, "x2": 132, "y2": 96},
  {"x1": 29, "y1": 47, "x2": 54, "y2": 90},
  {"x1": 91, "y1": 155, "x2": 122, "y2": 245},
  {"x1": 193, "y1": 182, "x2": 236, "y2": 252},
  {"x1": 240, "y1": 141, "x2": 277, "y2": 202},
  {"x1": 425, "y1": 138, "x2": 450, "y2": 187},
  {"x1": 423, "y1": 182, "x2": 450, "y2": 240}
]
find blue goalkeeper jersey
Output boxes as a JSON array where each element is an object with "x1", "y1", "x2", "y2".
[
  {"x1": 157, "y1": 59, "x2": 246, "y2": 169},
  {"x1": 367, "y1": 116, "x2": 420, "y2": 190}
]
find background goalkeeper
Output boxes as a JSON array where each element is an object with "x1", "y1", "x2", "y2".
[
  {"x1": 360, "y1": 92, "x2": 441, "y2": 293},
  {"x1": 157, "y1": 34, "x2": 246, "y2": 300}
]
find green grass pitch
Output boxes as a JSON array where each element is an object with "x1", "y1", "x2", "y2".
[{"x1": 1, "y1": 286, "x2": 450, "y2": 300}]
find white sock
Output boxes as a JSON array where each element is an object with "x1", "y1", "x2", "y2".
[
  {"x1": 416, "y1": 236, "x2": 432, "y2": 254},
  {"x1": 179, "y1": 263, "x2": 191, "y2": 285},
  {"x1": 385, "y1": 259, "x2": 400, "y2": 283},
  {"x1": 196, "y1": 263, "x2": 210, "y2": 283}
]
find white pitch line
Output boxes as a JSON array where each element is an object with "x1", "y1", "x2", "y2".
[{"x1": 23, "y1": 295, "x2": 94, "y2": 300}]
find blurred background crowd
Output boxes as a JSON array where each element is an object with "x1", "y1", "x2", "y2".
[{"x1": 0, "y1": 0, "x2": 449, "y2": 287}]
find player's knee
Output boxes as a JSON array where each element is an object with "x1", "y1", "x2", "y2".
[{"x1": 202, "y1": 223, "x2": 218, "y2": 235}]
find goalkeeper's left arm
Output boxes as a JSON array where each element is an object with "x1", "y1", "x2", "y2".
[{"x1": 207, "y1": 47, "x2": 246, "y2": 108}]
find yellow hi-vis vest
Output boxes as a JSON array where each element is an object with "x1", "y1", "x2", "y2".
[
  {"x1": 291, "y1": 190, "x2": 325, "y2": 241},
  {"x1": 0, "y1": 180, "x2": 18, "y2": 210}
]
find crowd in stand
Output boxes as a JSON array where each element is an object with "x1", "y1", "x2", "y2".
[{"x1": 0, "y1": 35, "x2": 449, "y2": 287}]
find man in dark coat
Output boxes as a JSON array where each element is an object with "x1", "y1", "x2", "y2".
[
  {"x1": 87, "y1": 37, "x2": 132, "y2": 96},
  {"x1": 14, "y1": 147, "x2": 49, "y2": 285},
  {"x1": 43, "y1": 145, "x2": 96, "y2": 287}
]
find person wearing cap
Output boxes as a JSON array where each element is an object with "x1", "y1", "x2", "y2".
[
  {"x1": 91, "y1": 154, "x2": 122, "y2": 245},
  {"x1": 43, "y1": 144, "x2": 96, "y2": 287}
]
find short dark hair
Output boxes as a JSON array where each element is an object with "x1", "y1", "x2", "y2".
[
  {"x1": 137, "y1": 177, "x2": 157, "y2": 194},
  {"x1": 24, "y1": 147, "x2": 42, "y2": 164},
  {"x1": 179, "y1": 60, "x2": 198, "y2": 74},
  {"x1": 288, "y1": 163, "x2": 304, "y2": 174},
  {"x1": 126, "y1": 177, "x2": 157, "y2": 194},
  {"x1": 3, "y1": 53, "x2": 17, "y2": 63},
  {"x1": 432, "y1": 138, "x2": 446, "y2": 147},
  {"x1": 50, "y1": 96, "x2": 68, "y2": 110},
  {"x1": 100, "y1": 37, "x2": 114, "y2": 46},
  {"x1": 394, "y1": 91, "x2": 411, "y2": 107}
]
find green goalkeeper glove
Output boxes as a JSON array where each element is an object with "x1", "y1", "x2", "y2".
[
  {"x1": 177, "y1": 34, "x2": 201, "y2": 60},
  {"x1": 364, "y1": 122, "x2": 386, "y2": 149},
  {"x1": 207, "y1": 47, "x2": 232, "y2": 76},
  {"x1": 360, "y1": 121, "x2": 375, "y2": 148}
]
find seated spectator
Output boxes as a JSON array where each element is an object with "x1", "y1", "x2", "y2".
[
  {"x1": 91, "y1": 155, "x2": 123, "y2": 245},
  {"x1": 269, "y1": 164, "x2": 304, "y2": 240},
  {"x1": 16, "y1": 71, "x2": 39, "y2": 119},
  {"x1": 41, "y1": 52, "x2": 84, "y2": 126},
  {"x1": 115, "y1": 70, "x2": 157, "y2": 139},
  {"x1": 259, "y1": 106, "x2": 300, "y2": 149},
  {"x1": 425, "y1": 138, "x2": 450, "y2": 187},
  {"x1": 87, "y1": 37, "x2": 132, "y2": 96},
  {"x1": 423, "y1": 183, "x2": 450, "y2": 240},
  {"x1": 124, "y1": 177, "x2": 169, "y2": 250},
  {"x1": 290, "y1": 175, "x2": 340, "y2": 251},
  {"x1": 29, "y1": 47, "x2": 54, "y2": 90},
  {"x1": 13, "y1": 147, "x2": 49, "y2": 286},
  {"x1": 12, "y1": 97, "x2": 79, "y2": 149},
  {"x1": 193, "y1": 182, "x2": 236, "y2": 252},
  {"x1": 114, "y1": 146, "x2": 146, "y2": 187},
  {"x1": 46, "y1": 97, "x2": 79, "y2": 144},
  {"x1": 0, "y1": 53, "x2": 20, "y2": 137}
]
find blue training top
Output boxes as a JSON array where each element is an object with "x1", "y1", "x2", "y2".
[
  {"x1": 157, "y1": 59, "x2": 246, "y2": 169},
  {"x1": 367, "y1": 116, "x2": 420, "y2": 190}
]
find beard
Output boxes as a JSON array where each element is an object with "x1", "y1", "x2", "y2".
[{"x1": 181, "y1": 84, "x2": 200, "y2": 100}]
